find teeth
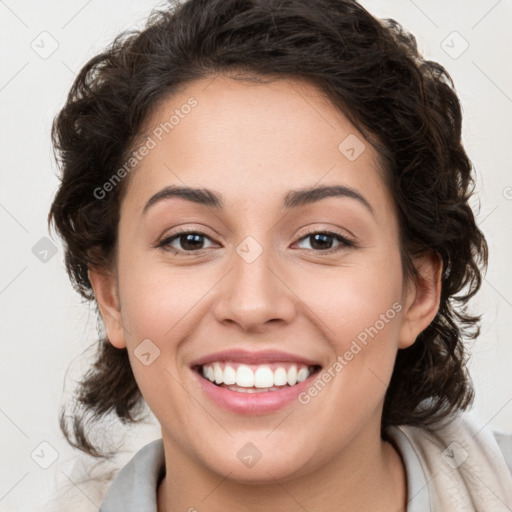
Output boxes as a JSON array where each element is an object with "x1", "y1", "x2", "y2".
[
  {"x1": 254, "y1": 366, "x2": 274, "y2": 388},
  {"x1": 200, "y1": 362, "x2": 315, "y2": 389},
  {"x1": 223, "y1": 365, "x2": 236, "y2": 385},
  {"x1": 287, "y1": 365, "x2": 297, "y2": 386},
  {"x1": 297, "y1": 367, "x2": 310, "y2": 383},
  {"x1": 274, "y1": 367, "x2": 288, "y2": 386},
  {"x1": 236, "y1": 365, "x2": 254, "y2": 387},
  {"x1": 214, "y1": 362, "x2": 223, "y2": 384}
]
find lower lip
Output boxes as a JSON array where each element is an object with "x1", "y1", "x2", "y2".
[{"x1": 193, "y1": 368, "x2": 320, "y2": 415}]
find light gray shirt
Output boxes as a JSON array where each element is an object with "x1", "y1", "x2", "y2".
[{"x1": 99, "y1": 413, "x2": 512, "y2": 511}]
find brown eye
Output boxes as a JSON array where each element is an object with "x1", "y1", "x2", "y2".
[
  {"x1": 158, "y1": 231, "x2": 217, "y2": 253},
  {"x1": 295, "y1": 230, "x2": 355, "y2": 253}
]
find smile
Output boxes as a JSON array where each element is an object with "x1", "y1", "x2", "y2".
[
  {"x1": 190, "y1": 349, "x2": 323, "y2": 414},
  {"x1": 198, "y1": 362, "x2": 320, "y2": 392}
]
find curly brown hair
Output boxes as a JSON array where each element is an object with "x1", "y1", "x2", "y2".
[{"x1": 48, "y1": 0, "x2": 488, "y2": 458}]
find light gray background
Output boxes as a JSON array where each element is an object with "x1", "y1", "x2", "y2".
[{"x1": 1, "y1": 1, "x2": 511, "y2": 510}]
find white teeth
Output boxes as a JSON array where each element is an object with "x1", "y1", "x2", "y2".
[
  {"x1": 254, "y1": 366, "x2": 274, "y2": 388},
  {"x1": 223, "y1": 365, "x2": 236, "y2": 385},
  {"x1": 236, "y1": 365, "x2": 255, "y2": 387},
  {"x1": 200, "y1": 362, "x2": 315, "y2": 390},
  {"x1": 274, "y1": 367, "x2": 288, "y2": 386},
  {"x1": 297, "y1": 367, "x2": 310, "y2": 383},
  {"x1": 287, "y1": 365, "x2": 297, "y2": 386},
  {"x1": 213, "y1": 362, "x2": 223, "y2": 384}
]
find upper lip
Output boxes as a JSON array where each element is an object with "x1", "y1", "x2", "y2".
[{"x1": 190, "y1": 349, "x2": 322, "y2": 368}]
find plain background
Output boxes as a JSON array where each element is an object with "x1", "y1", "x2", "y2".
[{"x1": 1, "y1": 0, "x2": 511, "y2": 510}]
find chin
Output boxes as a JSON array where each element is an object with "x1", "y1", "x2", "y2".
[{"x1": 199, "y1": 439, "x2": 317, "y2": 484}]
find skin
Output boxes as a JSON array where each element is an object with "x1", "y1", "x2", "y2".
[{"x1": 89, "y1": 74, "x2": 442, "y2": 512}]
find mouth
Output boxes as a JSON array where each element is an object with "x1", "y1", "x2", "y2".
[
  {"x1": 189, "y1": 349, "x2": 323, "y2": 414},
  {"x1": 193, "y1": 362, "x2": 322, "y2": 393}
]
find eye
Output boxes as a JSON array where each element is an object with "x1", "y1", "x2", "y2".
[
  {"x1": 157, "y1": 230, "x2": 217, "y2": 253},
  {"x1": 294, "y1": 229, "x2": 355, "y2": 253},
  {"x1": 156, "y1": 228, "x2": 355, "y2": 255}
]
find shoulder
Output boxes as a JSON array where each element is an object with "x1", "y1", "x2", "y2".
[
  {"x1": 396, "y1": 412, "x2": 512, "y2": 475},
  {"x1": 492, "y1": 429, "x2": 512, "y2": 474},
  {"x1": 386, "y1": 411, "x2": 512, "y2": 511},
  {"x1": 493, "y1": 428, "x2": 512, "y2": 475},
  {"x1": 99, "y1": 438, "x2": 165, "y2": 512}
]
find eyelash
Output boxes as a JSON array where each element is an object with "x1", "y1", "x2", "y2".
[{"x1": 156, "y1": 227, "x2": 356, "y2": 255}]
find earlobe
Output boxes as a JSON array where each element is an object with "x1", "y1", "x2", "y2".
[
  {"x1": 87, "y1": 267, "x2": 127, "y2": 349},
  {"x1": 398, "y1": 252, "x2": 443, "y2": 349}
]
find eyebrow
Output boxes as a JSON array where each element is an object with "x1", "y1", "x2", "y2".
[{"x1": 142, "y1": 184, "x2": 374, "y2": 216}]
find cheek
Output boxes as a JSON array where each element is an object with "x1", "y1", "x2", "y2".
[
  {"x1": 118, "y1": 251, "x2": 214, "y2": 342},
  {"x1": 301, "y1": 259, "x2": 404, "y2": 345},
  {"x1": 297, "y1": 256, "x2": 404, "y2": 397},
  {"x1": 117, "y1": 256, "x2": 209, "y2": 422}
]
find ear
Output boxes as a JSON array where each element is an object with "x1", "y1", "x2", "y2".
[
  {"x1": 398, "y1": 251, "x2": 443, "y2": 349},
  {"x1": 88, "y1": 267, "x2": 127, "y2": 349}
]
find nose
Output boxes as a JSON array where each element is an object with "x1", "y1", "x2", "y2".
[{"x1": 212, "y1": 240, "x2": 297, "y2": 333}]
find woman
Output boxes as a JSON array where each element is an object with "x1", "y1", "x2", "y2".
[{"x1": 48, "y1": 0, "x2": 512, "y2": 510}]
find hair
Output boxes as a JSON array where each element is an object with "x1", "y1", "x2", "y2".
[{"x1": 48, "y1": 0, "x2": 488, "y2": 458}]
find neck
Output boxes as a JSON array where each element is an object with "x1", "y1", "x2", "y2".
[{"x1": 157, "y1": 422, "x2": 407, "y2": 512}]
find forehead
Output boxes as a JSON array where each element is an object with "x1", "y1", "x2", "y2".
[{"x1": 122, "y1": 74, "x2": 392, "y2": 218}]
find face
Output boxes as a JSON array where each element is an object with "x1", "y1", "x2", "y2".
[{"x1": 91, "y1": 74, "x2": 439, "y2": 484}]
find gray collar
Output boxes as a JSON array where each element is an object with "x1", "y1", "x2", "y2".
[{"x1": 99, "y1": 432, "x2": 430, "y2": 511}]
